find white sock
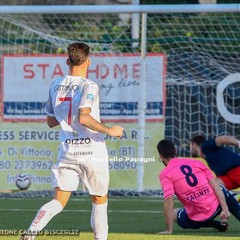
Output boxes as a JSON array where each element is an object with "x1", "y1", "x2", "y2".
[
  {"x1": 91, "y1": 202, "x2": 108, "y2": 240},
  {"x1": 27, "y1": 199, "x2": 63, "y2": 239}
]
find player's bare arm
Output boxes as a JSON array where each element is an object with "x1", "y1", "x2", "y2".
[
  {"x1": 47, "y1": 116, "x2": 60, "y2": 128},
  {"x1": 79, "y1": 108, "x2": 124, "y2": 137},
  {"x1": 215, "y1": 135, "x2": 239, "y2": 147},
  {"x1": 157, "y1": 196, "x2": 174, "y2": 234},
  {"x1": 209, "y1": 178, "x2": 230, "y2": 222}
]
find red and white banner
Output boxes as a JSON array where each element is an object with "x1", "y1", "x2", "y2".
[{"x1": 1, "y1": 53, "x2": 166, "y2": 122}]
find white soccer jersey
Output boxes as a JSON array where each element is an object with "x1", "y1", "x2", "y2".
[{"x1": 45, "y1": 75, "x2": 108, "y2": 164}]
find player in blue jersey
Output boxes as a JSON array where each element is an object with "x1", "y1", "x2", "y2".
[{"x1": 190, "y1": 135, "x2": 240, "y2": 191}]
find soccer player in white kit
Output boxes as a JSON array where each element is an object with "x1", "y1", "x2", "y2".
[{"x1": 20, "y1": 42, "x2": 124, "y2": 240}]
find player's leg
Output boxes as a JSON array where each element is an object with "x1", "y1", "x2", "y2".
[
  {"x1": 228, "y1": 166, "x2": 240, "y2": 187},
  {"x1": 227, "y1": 167, "x2": 240, "y2": 202},
  {"x1": 80, "y1": 156, "x2": 109, "y2": 240},
  {"x1": 23, "y1": 188, "x2": 71, "y2": 240},
  {"x1": 20, "y1": 164, "x2": 79, "y2": 240},
  {"x1": 217, "y1": 174, "x2": 240, "y2": 202},
  {"x1": 80, "y1": 145, "x2": 109, "y2": 240},
  {"x1": 175, "y1": 208, "x2": 228, "y2": 232},
  {"x1": 91, "y1": 195, "x2": 108, "y2": 240},
  {"x1": 205, "y1": 220, "x2": 228, "y2": 232},
  {"x1": 221, "y1": 185, "x2": 240, "y2": 221},
  {"x1": 218, "y1": 173, "x2": 239, "y2": 190},
  {"x1": 175, "y1": 208, "x2": 202, "y2": 229},
  {"x1": 218, "y1": 174, "x2": 240, "y2": 202}
]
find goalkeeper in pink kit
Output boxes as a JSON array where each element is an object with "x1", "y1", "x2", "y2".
[{"x1": 157, "y1": 139, "x2": 240, "y2": 234}]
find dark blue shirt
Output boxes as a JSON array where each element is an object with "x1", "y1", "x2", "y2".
[{"x1": 201, "y1": 138, "x2": 240, "y2": 176}]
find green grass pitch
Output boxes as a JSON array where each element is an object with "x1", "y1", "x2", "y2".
[{"x1": 0, "y1": 195, "x2": 239, "y2": 239}]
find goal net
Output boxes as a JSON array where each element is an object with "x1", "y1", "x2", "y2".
[
  {"x1": 0, "y1": 5, "x2": 239, "y2": 194},
  {"x1": 149, "y1": 11, "x2": 240, "y2": 156}
]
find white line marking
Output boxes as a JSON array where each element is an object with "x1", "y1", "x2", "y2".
[
  {"x1": 0, "y1": 208, "x2": 163, "y2": 214},
  {"x1": 2, "y1": 197, "x2": 165, "y2": 203}
]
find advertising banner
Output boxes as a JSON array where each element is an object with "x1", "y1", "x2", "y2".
[
  {"x1": 0, "y1": 122, "x2": 164, "y2": 191},
  {"x1": 2, "y1": 53, "x2": 165, "y2": 122},
  {"x1": 1, "y1": 53, "x2": 166, "y2": 191}
]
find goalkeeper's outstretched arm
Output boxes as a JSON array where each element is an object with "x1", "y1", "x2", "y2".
[{"x1": 215, "y1": 135, "x2": 240, "y2": 148}]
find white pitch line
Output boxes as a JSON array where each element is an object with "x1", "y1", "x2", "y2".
[
  {"x1": 0, "y1": 208, "x2": 163, "y2": 214},
  {"x1": 71, "y1": 198, "x2": 165, "y2": 203},
  {"x1": 2, "y1": 198, "x2": 165, "y2": 203}
]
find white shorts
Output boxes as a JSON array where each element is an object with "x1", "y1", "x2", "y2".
[{"x1": 51, "y1": 159, "x2": 109, "y2": 196}]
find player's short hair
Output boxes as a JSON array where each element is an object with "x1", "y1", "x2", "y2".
[
  {"x1": 157, "y1": 139, "x2": 176, "y2": 159},
  {"x1": 67, "y1": 42, "x2": 90, "y2": 66},
  {"x1": 190, "y1": 134, "x2": 206, "y2": 146}
]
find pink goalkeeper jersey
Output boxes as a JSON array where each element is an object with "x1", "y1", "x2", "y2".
[{"x1": 159, "y1": 158, "x2": 219, "y2": 221}]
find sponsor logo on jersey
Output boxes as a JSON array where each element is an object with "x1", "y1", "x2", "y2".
[
  {"x1": 87, "y1": 93, "x2": 94, "y2": 101},
  {"x1": 65, "y1": 138, "x2": 91, "y2": 145},
  {"x1": 54, "y1": 84, "x2": 79, "y2": 92},
  {"x1": 69, "y1": 151, "x2": 93, "y2": 156}
]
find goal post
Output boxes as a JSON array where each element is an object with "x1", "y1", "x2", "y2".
[{"x1": 0, "y1": 4, "x2": 240, "y2": 194}]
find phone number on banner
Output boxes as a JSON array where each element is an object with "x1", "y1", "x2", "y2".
[
  {"x1": 0, "y1": 160, "x2": 53, "y2": 170},
  {"x1": 109, "y1": 160, "x2": 137, "y2": 170}
]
